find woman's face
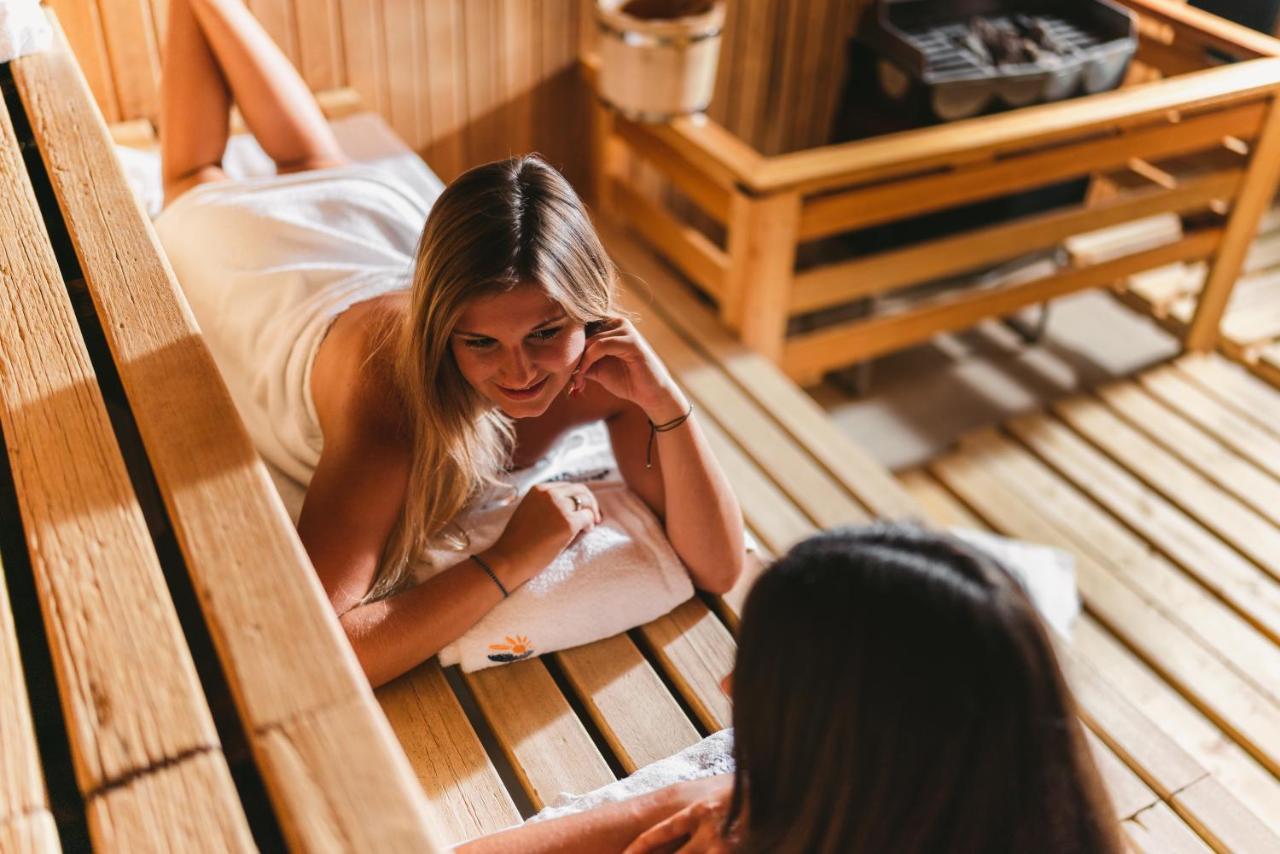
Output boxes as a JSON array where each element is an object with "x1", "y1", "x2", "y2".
[{"x1": 450, "y1": 283, "x2": 585, "y2": 418}]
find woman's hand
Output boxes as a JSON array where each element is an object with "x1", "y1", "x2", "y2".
[
  {"x1": 621, "y1": 787, "x2": 735, "y2": 854},
  {"x1": 570, "y1": 318, "x2": 687, "y2": 423},
  {"x1": 480, "y1": 482, "x2": 602, "y2": 587}
]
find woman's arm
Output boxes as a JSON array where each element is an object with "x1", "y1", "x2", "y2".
[
  {"x1": 300, "y1": 368, "x2": 601, "y2": 687},
  {"x1": 455, "y1": 775, "x2": 732, "y2": 854},
  {"x1": 574, "y1": 320, "x2": 745, "y2": 594}
]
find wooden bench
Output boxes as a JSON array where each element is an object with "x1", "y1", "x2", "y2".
[
  {"x1": 32, "y1": 2, "x2": 1280, "y2": 850},
  {"x1": 0, "y1": 12, "x2": 444, "y2": 851}
]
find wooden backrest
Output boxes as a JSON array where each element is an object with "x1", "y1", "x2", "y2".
[{"x1": 2, "y1": 10, "x2": 445, "y2": 849}]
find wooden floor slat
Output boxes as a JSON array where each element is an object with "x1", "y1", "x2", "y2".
[
  {"x1": 1141, "y1": 365, "x2": 1280, "y2": 483},
  {"x1": 1097, "y1": 379, "x2": 1280, "y2": 526},
  {"x1": 1004, "y1": 412, "x2": 1280, "y2": 646},
  {"x1": 1175, "y1": 355, "x2": 1280, "y2": 441},
  {"x1": 898, "y1": 469, "x2": 1240, "y2": 846},
  {"x1": 1052, "y1": 395, "x2": 1280, "y2": 584},
  {"x1": 1125, "y1": 802, "x2": 1215, "y2": 854},
  {"x1": 1075, "y1": 617, "x2": 1280, "y2": 837},
  {"x1": 376, "y1": 662, "x2": 520, "y2": 845},
  {"x1": 930, "y1": 433, "x2": 1280, "y2": 777}
]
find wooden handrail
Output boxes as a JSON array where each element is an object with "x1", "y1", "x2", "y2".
[
  {"x1": 1116, "y1": 0, "x2": 1280, "y2": 60},
  {"x1": 751, "y1": 58, "x2": 1280, "y2": 194}
]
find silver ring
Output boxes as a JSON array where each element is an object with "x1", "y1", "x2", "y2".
[{"x1": 572, "y1": 495, "x2": 583, "y2": 512}]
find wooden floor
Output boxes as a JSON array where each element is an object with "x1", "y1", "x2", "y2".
[
  {"x1": 1123, "y1": 203, "x2": 1280, "y2": 390},
  {"x1": 905, "y1": 352, "x2": 1280, "y2": 852}
]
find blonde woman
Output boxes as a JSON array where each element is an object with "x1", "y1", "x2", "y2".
[{"x1": 155, "y1": 0, "x2": 744, "y2": 688}]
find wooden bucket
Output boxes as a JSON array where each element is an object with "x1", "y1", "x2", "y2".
[{"x1": 595, "y1": 0, "x2": 725, "y2": 122}]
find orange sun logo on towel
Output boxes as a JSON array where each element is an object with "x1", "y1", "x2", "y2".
[{"x1": 487, "y1": 635, "x2": 535, "y2": 664}]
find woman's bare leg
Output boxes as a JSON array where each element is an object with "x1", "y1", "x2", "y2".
[
  {"x1": 160, "y1": 0, "x2": 232, "y2": 205},
  {"x1": 185, "y1": 0, "x2": 347, "y2": 173}
]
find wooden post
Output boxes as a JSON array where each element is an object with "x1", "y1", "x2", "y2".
[
  {"x1": 722, "y1": 191, "x2": 801, "y2": 362},
  {"x1": 591, "y1": 100, "x2": 629, "y2": 221},
  {"x1": 1187, "y1": 95, "x2": 1280, "y2": 350}
]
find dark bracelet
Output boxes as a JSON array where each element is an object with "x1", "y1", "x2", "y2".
[
  {"x1": 471, "y1": 554, "x2": 509, "y2": 598},
  {"x1": 646, "y1": 402, "x2": 694, "y2": 469}
]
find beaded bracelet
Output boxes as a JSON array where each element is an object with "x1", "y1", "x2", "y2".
[
  {"x1": 471, "y1": 553, "x2": 509, "y2": 598},
  {"x1": 646, "y1": 402, "x2": 694, "y2": 468}
]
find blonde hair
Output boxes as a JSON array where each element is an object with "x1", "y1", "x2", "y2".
[{"x1": 367, "y1": 155, "x2": 616, "y2": 600}]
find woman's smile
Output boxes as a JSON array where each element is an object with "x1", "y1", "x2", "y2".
[{"x1": 495, "y1": 375, "x2": 550, "y2": 401}]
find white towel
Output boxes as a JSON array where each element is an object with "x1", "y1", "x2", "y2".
[
  {"x1": 531, "y1": 729, "x2": 736, "y2": 824},
  {"x1": 0, "y1": 0, "x2": 50, "y2": 63},
  {"x1": 438, "y1": 483, "x2": 694, "y2": 672},
  {"x1": 950, "y1": 528, "x2": 1080, "y2": 641}
]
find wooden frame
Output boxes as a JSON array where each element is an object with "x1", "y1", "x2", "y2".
[{"x1": 592, "y1": 0, "x2": 1280, "y2": 383}]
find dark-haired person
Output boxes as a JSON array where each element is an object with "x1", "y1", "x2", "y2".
[{"x1": 458, "y1": 524, "x2": 1122, "y2": 854}]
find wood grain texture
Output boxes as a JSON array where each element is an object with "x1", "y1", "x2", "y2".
[
  {"x1": 14, "y1": 16, "x2": 443, "y2": 850},
  {"x1": 0, "y1": 558, "x2": 53, "y2": 836},
  {"x1": 465, "y1": 660, "x2": 614, "y2": 809},
  {"x1": 47, "y1": 0, "x2": 119, "y2": 123},
  {"x1": 377, "y1": 662, "x2": 520, "y2": 844},
  {"x1": 555, "y1": 637, "x2": 702, "y2": 774},
  {"x1": 0, "y1": 49, "x2": 224, "y2": 799},
  {"x1": 931, "y1": 432, "x2": 1280, "y2": 777},
  {"x1": 95, "y1": 0, "x2": 163, "y2": 121},
  {"x1": 86, "y1": 753, "x2": 254, "y2": 852},
  {"x1": 0, "y1": 811, "x2": 60, "y2": 854}
]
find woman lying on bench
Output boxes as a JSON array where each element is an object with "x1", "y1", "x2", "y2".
[
  {"x1": 460, "y1": 525, "x2": 1122, "y2": 854},
  {"x1": 154, "y1": 0, "x2": 744, "y2": 686}
]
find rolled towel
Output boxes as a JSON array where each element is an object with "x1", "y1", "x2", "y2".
[
  {"x1": 0, "y1": 0, "x2": 50, "y2": 63},
  {"x1": 439, "y1": 484, "x2": 695, "y2": 672}
]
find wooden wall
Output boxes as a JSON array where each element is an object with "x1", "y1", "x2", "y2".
[
  {"x1": 56, "y1": 0, "x2": 871, "y2": 188},
  {"x1": 49, "y1": 0, "x2": 592, "y2": 186},
  {"x1": 705, "y1": 0, "x2": 867, "y2": 156}
]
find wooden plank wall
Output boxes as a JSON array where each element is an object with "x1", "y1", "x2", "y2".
[{"x1": 49, "y1": 0, "x2": 590, "y2": 186}]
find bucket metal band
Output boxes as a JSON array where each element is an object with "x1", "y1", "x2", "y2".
[{"x1": 595, "y1": 17, "x2": 722, "y2": 48}]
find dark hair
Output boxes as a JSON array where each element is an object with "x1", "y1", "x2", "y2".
[{"x1": 726, "y1": 524, "x2": 1120, "y2": 854}]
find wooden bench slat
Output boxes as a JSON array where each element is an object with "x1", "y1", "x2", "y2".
[
  {"x1": 1097, "y1": 379, "x2": 1280, "y2": 528},
  {"x1": 635, "y1": 600, "x2": 736, "y2": 733},
  {"x1": 0, "y1": 57, "x2": 248, "y2": 843},
  {"x1": 1004, "y1": 411, "x2": 1280, "y2": 647},
  {"x1": 85, "y1": 753, "x2": 254, "y2": 851},
  {"x1": 11, "y1": 16, "x2": 443, "y2": 849},
  {"x1": 1051, "y1": 394, "x2": 1280, "y2": 585},
  {"x1": 1076, "y1": 617, "x2": 1280, "y2": 837},
  {"x1": 930, "y1": 433, "x2": 1280, "y2": 777},
  {"x1": 464, "y1": 661, "x2": 615, "y2": 810},
  {"x1": 555, "y1": 637, "x2": 702, "y2": 774},
  {"x1": 1125, "y1": 802, "x2": 1215, "y2": 854},
  {"x1": 0, "y1": 558, "x2": 51, "y2": 836},
  {"x1": 1142, "y1": 364, "x2": 1280, "y2": 483},
  {"x1": 603, "y1": 224, "x2": 920, "y2": 522},
  {"x1": 0, "y1": 811, "x2": 61, "y2": 854},
  {"x1": 376, "y1": 662, "x2": 521, "y2": 845}
]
